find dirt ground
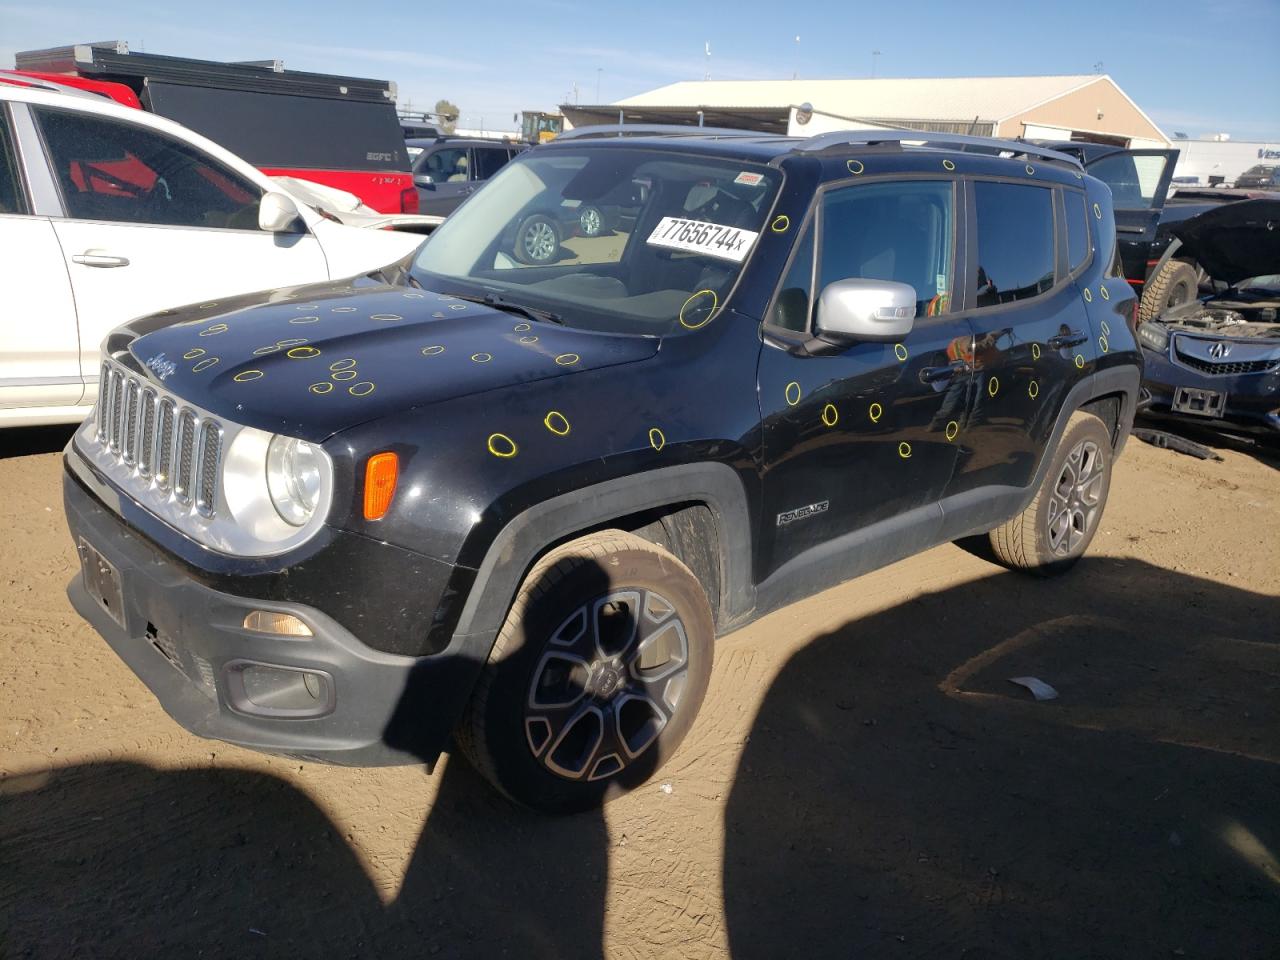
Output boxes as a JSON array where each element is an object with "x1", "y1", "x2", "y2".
[{"x1": 1, "y1": 423, "x2": 1277, "y2": 959}]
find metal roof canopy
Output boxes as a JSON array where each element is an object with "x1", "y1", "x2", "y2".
[
  {"x1": 15, "y1": 42, "x2": 396, "y2": 103},
  {"x1": 562, "y1": 103, "x2": 789, "y2": 133}
]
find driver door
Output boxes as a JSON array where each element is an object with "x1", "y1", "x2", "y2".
[{"x1": 31, "y1": 106, "x2": 327, "y2": 388}]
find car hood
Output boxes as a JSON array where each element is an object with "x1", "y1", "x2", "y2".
[
  {"x1": 1171, "y1": 198, "x2": 1280, "y2": 286},
  {"x1": 125, "y1": 279, "x2": 660, "y2": 442}
]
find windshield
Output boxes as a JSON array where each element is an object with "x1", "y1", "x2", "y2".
[{"x1": 410, "y1": 146, "x2": 782, "y2": 335}]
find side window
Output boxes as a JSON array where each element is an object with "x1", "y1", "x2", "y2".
[
  {"x1": 34, "y1": 108, "x2": 263, "y2": 230},
  {"x1": 474, "y1": 147, "x2": 511, "y2": 180},
  {"x1": 1087, "y1": 152, "x2": 1169, "y2": 209},
  {"x1": 973, "y1": 181, "x2": 1056, "y2": 308},
  {"x1": 819, "y1": 180, "x2": 955, "y2": 317},
  {"x1": 1064, "y1": 189, "x2": 1090, "y2": 272},
  {"x1": 424, "y1": 147, "x2": 469, "y2": 183},
  {"x1": 0, "y1": 111, "x2": 28, "y2": 215},
  {"x1": 770, "y1": 221, "x2": 814, "y2": 331}
]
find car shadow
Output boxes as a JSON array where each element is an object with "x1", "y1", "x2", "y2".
[
  {"x1": 722, "y1": 557, "x2": 1280, "y2": 959},
  {"x1": 0, "y1": 424, "x2": 77, "y2": 460}
]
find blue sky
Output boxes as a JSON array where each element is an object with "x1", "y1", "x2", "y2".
[{"x1": 3, "y1": 0, "x2": 1278, "y2": 140}]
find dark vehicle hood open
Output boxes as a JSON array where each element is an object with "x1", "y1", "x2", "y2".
[
  {"x1": 1172, "y1": 198, "x2": 1280, "y2": 286},
  {"x1": 125, "y1": 281, "x2": 660, "y2": 442}
]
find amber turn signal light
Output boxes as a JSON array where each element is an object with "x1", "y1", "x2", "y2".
[{"x1": 363, "y1": 452, "x2": 399, "y2": 520}]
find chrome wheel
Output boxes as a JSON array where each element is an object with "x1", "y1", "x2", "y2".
[
  {"x1": 1046, "y1": 439, "x2": 1104, "y2": 556},
  {"x1": 579, "y1": 206, "x2": 603, "y2": 237},
  {"x1": 525, "y1": 589, "x2": 689, "y2": 782},
  {"x1": 521, "y1": 219, "x2": 558, "y2": 262}
]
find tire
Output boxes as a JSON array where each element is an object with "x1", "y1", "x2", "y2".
[
  {"x1": 578, "y1": 204, "x2": 607, "y2": 237},
  {"x1": 456, "y1": 530, "x2": 714, "y2": 813},
  {"x1": 1138, "y1": 259, "x2": 1199, "y2": 324},
  {"x1": 513, "y1": 213, "x2": 561, "y2": 265},
  {"x1": 989, "y1": 411, "x2": 1112, "y2": 576}
]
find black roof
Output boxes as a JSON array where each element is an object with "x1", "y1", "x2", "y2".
[{"x1": 406, "y1": 136, "x2": 522, "y2": 149}]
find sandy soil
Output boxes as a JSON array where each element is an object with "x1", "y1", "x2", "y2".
[{"x1": 1, "y1": 424, "x2": 1277, "y2": 959}]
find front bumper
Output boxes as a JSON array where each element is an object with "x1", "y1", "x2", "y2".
[
  {"x1": 64, "y1": 454, "x2": 493, "y2": 767},
  {"x1": 1139, "y1": 345, "x2": 1280, "y2": 435}
]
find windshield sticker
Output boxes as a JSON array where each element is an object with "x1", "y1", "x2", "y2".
[
  {"x1": 646, "y1": 216, "x2": 760, "y2": 263},
  {"x1": 734, "y1": 171, "x2": 765, "y2": 186}
]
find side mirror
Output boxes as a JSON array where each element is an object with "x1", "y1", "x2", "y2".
[
  {"x1": 815, "y1": 278, "x2": 917, "y2": 343},
  {"x1": 258, "y1": 192, "x2": 303, "y2": 233},
  {"x1": 414, "y1": 173, "x2": 435, "y2": 187}
]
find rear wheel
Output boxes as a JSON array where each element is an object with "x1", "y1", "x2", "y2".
[
  {"x1": 456, "y1": 530, "x2": 713, "y2": 813},
  {"x1": 1139, "y1": 259, "x2": 1199, "y2": 323},
  {"x1": 578, "y1": 204, "x2": 607, "y2": 237},
  {"x1": 989, "y1": 411, "x2": 1112, "y2": 576},
  {"x1": 514, "y1": 213, "x2": 561, "y2": 264}
]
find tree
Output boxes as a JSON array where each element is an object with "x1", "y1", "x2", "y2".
[{"x1": 434, "y1": 99, "x2": 459, "y2": 134}]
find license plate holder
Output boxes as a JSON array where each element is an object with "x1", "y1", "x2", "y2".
[
  {"x1": 78, "y1": 537, "x2": 126, "y2": 628},
  {"x1": 1171, "y1": 386, "x2": 1226, "y2": 418}
]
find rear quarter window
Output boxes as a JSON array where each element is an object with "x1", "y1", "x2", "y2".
[{"x1": 1064, "y1": 189, "x2": 1090, "y2": 272}]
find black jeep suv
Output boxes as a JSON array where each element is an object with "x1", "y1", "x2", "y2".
[{"x1": 64, "y1": 127, "x2": 1141, "y2": 812}]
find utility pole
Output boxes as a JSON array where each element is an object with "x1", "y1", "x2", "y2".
[
  {"x1": 793, "y1": 35, "x2": 800, "y2": 80},
  {"x1": 871, "y1": 49, "x2": 881, "y2": 78}
]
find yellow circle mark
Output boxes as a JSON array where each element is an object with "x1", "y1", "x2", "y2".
[
  {"x1": 770, "y1": 214, "x2": 790, "y2": 233},
  {"x1": 421, "y1": 345, "x2": 445, "y2": 356},
  {"x1": 945, "y1": 420, "x2": 959, "y2": 442},
  {"x1": 1028, "y1": 380, "x2": 1040, "y2": 399},
  {"x1": 1093, "y1": 202, "x2": 1102, "y2": 219},
  {"x1": 648, "y1": 427, "x2": 666, "y2": 451},
  {"x1": 1031, "y1": 343, "x2": 1041, "y2": 361},
  {"x1": 1025, "y1": 163, "x2": 1035, "y2": 175},
  {"x1": 331, "y1": 369, "x2": 358, "y2": 382},
  {"x1": 309, "y1": 382, "x2": 333, "y2": 395},
  {"x1": 898, "y1": 441, "x2": 912, "y2": 459},
  {"x1": 349, "y1": 381, "x2": 375, "y2": 397},
  {"x1": 198, "y1": 302, "x2": 218, "y2": 309},
  {"x1": 1099, "y1": 285, "x2": 1111, "y2": 301},
  {"x1": 869, "y1": 402, "x2": 883, "y2": 423},
  {"x1": 330, "y1": 358, "x2": 357, "y2": 372},
  {"x1": 449, "y1": 303, "x2": 468, "y2": 311},
  {"x1": 513, "y1": 322, "x2": 532, "y2": 332},
  {"x1": 290, "y1": 315, "x2": 320, "y2": 324},
  {"x1": 784, "y1": 381, "x2": 802, "y2": 407},
  {"x1": 287, "y1": 346, "x2": 321, "y2": 359},
  {"x1": 253, "y1": 345, "x2": 280, "y2": 356},
  {"x1": 678, "y1": 289, "x2": 718, "y2": 330},
  {"x1": 487, "y1": 433, "x2": 517, "y2": 458},
  {"x1": 847, "y1": 159, "x2": 865, "y2": 175},
  {"x1": 1101, "y1": 319, "x2": 1111, "y2": 336},
  {"x1": 894, "y1": 342, "x2": 909, "y2": 362},
  {"x1": 370, "y1": 313, "x2": 402, "y2": 322},
  {"x1": 192, "y1": 357, "x2": 220, "y2": 373},
  {"x1": 942, "y1": 159, "x2": 956, "y2": 171},
  {"x1": 988, "y1": 376, "x2": 1000, "y2": 397},
  {"x1": 199, "y1": 323, "x2": 228, "y2": 337},
  {"x1": 331, "y1": 306, "x2": 357, "y2": 313},
  {"x1": 519, "y1": 335, "x2": 539, "y2": 344},
  {"x1": 1099, "y1": 335, "x2": 1110, "y2": 354},
  {"x1": 233, "y1": 369, "x2": 264, "y2": 383},
  {"x1": 555, "y1": 353, "x2": 580, "y2": 366},
  {"x1": 471, "y1": 352, "x2": 493, "y2": 363},
  {"x1": 543, "y1": 410, "x2": 571, "y2": 436},
  {"x1": 821, "y1": 403, "x2": 839, "y2": 427},
  {"x1": 403, "y1": 292, "x2": 425, "y2": 299},
  {"x1": 1083, "y1": 287, "x2": 1093, "y2": 303},
  {"x1": 183, "y1": 348, "x2": 205, "y2": 360},
  {"x1": 1074, "y1": 354, "x2": 1085, "y2": 369}
]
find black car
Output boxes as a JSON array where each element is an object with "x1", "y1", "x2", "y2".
[
  {"x1": 1135, "y1": 198, "x2": 1280, "y2": 438},
  {"x1": 408, "y1": 136, "x2": 526, "y2": 216},
  {"x1": 64, "y1": 128, "x2": 1141, "y2": 812},
  {"x1": 1234, "y1": 163, "x2": 1279, "y2": 190}
]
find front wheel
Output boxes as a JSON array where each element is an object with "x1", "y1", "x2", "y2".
[
  {"x1": 513, "y1": 213, "x2": 561, "y2": 264},
  {"x1": 988, "y1": 411, "x2": 1113, "y2": 576},
  {"x1": 456, "y1": 531, "x2": 713, "y2": 813}
]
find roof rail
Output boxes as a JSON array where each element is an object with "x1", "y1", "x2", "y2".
[
  {"x1": 556, "y1": 124, "x2": 769, "y2": 141},
  {"x1": 796, "y1": 129, "x2": 1083, "y2": 168}
]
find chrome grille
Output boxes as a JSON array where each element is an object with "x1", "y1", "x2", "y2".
[{"x1": 91, "y1": 358, "x2": 224, "y2": 519}]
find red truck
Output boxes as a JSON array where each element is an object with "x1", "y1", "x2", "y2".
[{"x1": 13, "y1": 42, "x2": 417, "y2": 214}]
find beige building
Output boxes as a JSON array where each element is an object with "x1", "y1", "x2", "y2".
[{"x1": 563, "y1": 74, "x2": 1169, "y2": 147}]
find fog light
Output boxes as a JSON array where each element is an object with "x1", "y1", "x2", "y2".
[
  {"x1": 224, "y1": 661, "x2": 334, "y2": 718},
  {"x1": 243, "y1": 610, "x2": 313, "y2": 636}
]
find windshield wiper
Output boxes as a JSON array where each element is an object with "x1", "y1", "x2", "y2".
[{"x1": 445, "y1": 292, "x2": 564, "y2": 325}]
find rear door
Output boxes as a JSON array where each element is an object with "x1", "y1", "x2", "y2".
[
  {"x1": 414, "y1": 145, "x2": 473, "y2": 215},
  {"x1": 32, "y1": 105, "x2": 329, "y2": 389},
  {"x1": 1084, "y1": 149, "x2": 1177, "y2": 286},
  {"x1": 0, "y1": 103, "x2": 82, "y2": 417},
  {"x1": 472, "y1": 145, "x2": 514, "y2": 185}
]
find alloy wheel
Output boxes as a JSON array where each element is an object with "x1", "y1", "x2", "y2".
[
  {"x1": 1046, "y1": 439, "x2": 1105, "y2": 556},
  {"x1": 522, "y1": 220, "x2": 558, "y2": 262}
]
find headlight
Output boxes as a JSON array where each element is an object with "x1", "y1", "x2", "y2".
[
  {"x1": 266, "y1": 435, "x2": 324, "y2": 526},
  {"x1": 1137, "y1": 322, "x2": 1169, "y2": 353}
]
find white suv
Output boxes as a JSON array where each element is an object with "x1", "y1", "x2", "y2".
[{"x1": 0, "y1": 77, "x2": 422, "y2": 427}]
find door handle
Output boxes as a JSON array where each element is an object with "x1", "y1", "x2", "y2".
[
  {"x1": 1048, "y1": 331, "x2": 1087, "y2": 349},
  {"x1": 919, "y1": 361, "x2": 968, "y2": 384},
  {"x1": 72, "y1": 251, "x2": 130, "y2": 268}
]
